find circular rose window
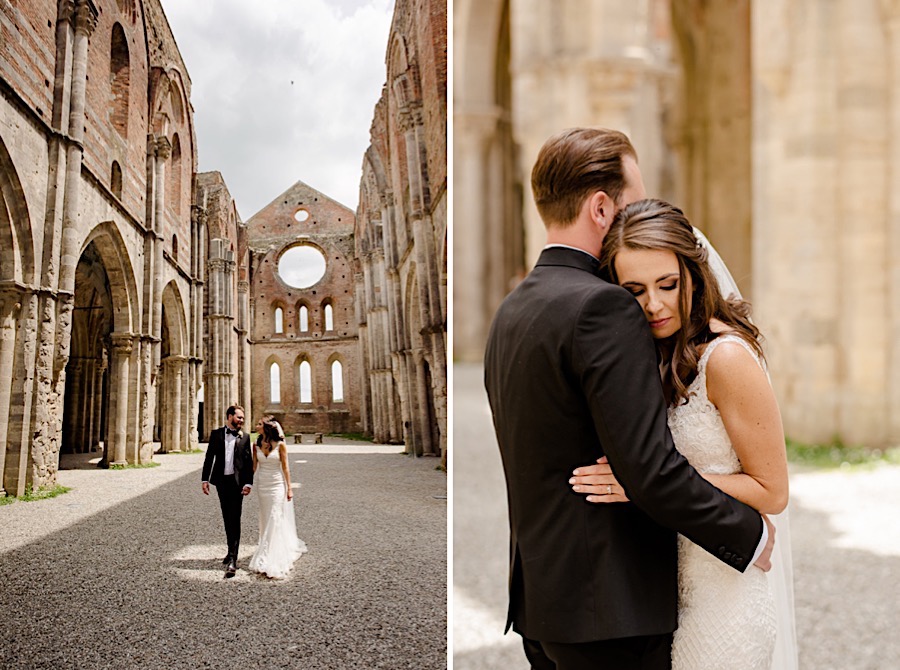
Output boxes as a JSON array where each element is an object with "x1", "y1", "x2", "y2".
[{"x1": 278, "y1": 244, "x2": 326, "y2": 288}]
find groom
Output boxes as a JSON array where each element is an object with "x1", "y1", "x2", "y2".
[
  {"x1": 202, "y1": 404, "x2": 253, "y2": 578},
  {"x1": 484, "y1": 128, "x2": 775, "y2": 669}
]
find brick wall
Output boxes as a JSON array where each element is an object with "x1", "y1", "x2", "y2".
[{"x1": 247, "y1": 181, "x2": 362, "y2": 435}]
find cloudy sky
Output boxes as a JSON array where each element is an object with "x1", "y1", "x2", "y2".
[{"x1": 160, "y1": 0, "x2": 395, "y2": 219}]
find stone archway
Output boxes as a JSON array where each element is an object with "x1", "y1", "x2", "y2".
[
  {"x1": 0, "y1": 136, "x2": 36, "y2": 495},
  {"x1": 62, "y1": 242, "x2": 112, "y2": 457},
  {"x1": 157, "y1": 281, "x2": 188, "y2": 453},
  {"x1": 66, "y1": 223, "x2": 138, "y2": 467}
]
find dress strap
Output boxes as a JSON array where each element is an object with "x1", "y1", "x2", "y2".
[{"x1": 698, "y1": 333, "x2": 766, "y2": 376}]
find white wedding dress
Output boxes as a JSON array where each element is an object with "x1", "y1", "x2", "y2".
[
  {"x1": 248, "y1": 447, "x2": 307, "y2": 579},
  {"x1": 668, "y1": 335, "x2": 777, "y2": 669},
  {"x1": 689, "y1": 229, "x2": 798, "y2": 670}
]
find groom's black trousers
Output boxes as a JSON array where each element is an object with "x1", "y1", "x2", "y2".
[
  {"x1": 215, "y1": 476, "x2": 244, "y2": 559},
  {"x1": 523, "y1": 633, "x2": 673, "y2": 670}
]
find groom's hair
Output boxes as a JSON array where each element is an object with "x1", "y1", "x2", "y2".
[
  {"x1": 531, "y1": 128, "x2": 636, "y2": 228},
  {"x1": 226, "y1": 405, "x2": 244, "y2": 419}
]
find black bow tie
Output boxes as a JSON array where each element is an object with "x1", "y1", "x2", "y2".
[{"x1": 226, "y1": 428, "x2": 240, "y2": 437}]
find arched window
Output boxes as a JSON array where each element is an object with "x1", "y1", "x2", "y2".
[
  {"x1": 110, "y1": 161, "x2": 123, "y2": 198},
  {"x1": 169, "y1": 133, "x2": 182, "y2": 215},
  {"x1": 110, "y1": 24, "x2": 130, "y2": 139},
  {"x1": 274, "y1": 307, "x2": 284, "y2": 334},
  {"x1": 269, "y1": 362, "x2": 281, "y2": 404},
  {"x1": 299, "y1": 361, "x2": 312, "y2": 403},
  {"x1": 331, "y1": 360, "x2": 344, "y2": 403},
  {"x1": 299, "y1": 305, "x2": 309, "y2": 332},
  {"x1": 324, "y1": 303, "x2": 334, "y2": 331}
]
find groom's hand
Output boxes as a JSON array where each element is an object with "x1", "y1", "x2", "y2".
[
  {"x1": 202, "y1": 482, "x2": 210, "y2": 496},
  {"x1": 242, "y1": 485, "x2": 251, "y2": 496},
  {"x1": 753, "y1": 514, "x2": 776, "y2": 572}
]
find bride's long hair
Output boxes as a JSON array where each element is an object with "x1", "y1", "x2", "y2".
[
  {"x1": 599, "y1": 198, "x2": 764, "y2": 406},
  {"x1": 261, "y1": 419, "x2": 285, "y2": 446}
]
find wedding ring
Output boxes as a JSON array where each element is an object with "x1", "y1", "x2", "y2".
[{"x1": 606, "y1": 484, "x2": 612, "y2": 496}]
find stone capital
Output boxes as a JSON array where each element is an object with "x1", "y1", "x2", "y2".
[
  {"x1": 58, "y1": 0, "x2": 76, "y2": 24},
  {"x1": 74, "y1": 0, "x2": 99, "y2": 37},
  {"x1": 110, "y1": 332, "x2": 135, "y2": 355},
  {"x1": 0, "y1": 282, "x2": 25, "y2": 321},
  {"x1": 155, "y1": 135, "x2": 172, "y2": 161},
  {"x1": 237, "y1": 280, "x2": 249, "y2": 293}
]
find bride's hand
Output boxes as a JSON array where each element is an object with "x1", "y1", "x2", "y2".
[
  {"x1": 569, "y1": 456, "x2": 630, "y2": 503},
  {"x1": 286, "y1": 490, "x2": 293, "y2": 501}
]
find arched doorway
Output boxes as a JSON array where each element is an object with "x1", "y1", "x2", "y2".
[
  {"x1": 64, "y1": 223, "x2": 138, "y2": 468},
  {"x1": 157, "y1": 281, "x2": 188, "y2": 453},
  {"x1": 0, "y1": 136, "x2": 36, "y2": 495},
  {"x1": 62, "y1": 243, "x2": 112, "y2": 458}
]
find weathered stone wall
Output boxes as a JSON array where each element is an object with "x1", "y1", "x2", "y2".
[
  {"x1": 454, "y1": 0, "x2": 900, "y2": 448},
  {"x1": 195, "y1": 171, "x2": 246, "y2": 437},
  {"x1": 247, "y1": 181, "x2": 362, "y2": 436},
  {"x1": 356, "y1": 0, "x2": 447, "y2": 463},
  {"x1": 0, "y1": 0, "x2": 227, "y2": 497}
]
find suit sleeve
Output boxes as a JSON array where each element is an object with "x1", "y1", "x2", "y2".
[
  {"x1": 202, "y1": 430, "x2": 217, "y2": 482},
  {"x1": 241, "y1": 437, "x2": 254, "y2": 488},
  {"x1": 573, "y1": 287, "x2": 763, "y2": 572}
]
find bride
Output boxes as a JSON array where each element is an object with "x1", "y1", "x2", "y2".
[
  {"x1": 570, "y1": 199, "x2": 798, "y2": 669},
  {"x1": 248, "y1": 418, "x2": 308, "y2": 579}
]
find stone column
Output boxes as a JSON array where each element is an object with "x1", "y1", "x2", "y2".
[
  {"x1": 57, "y1": 0, "x2": 97, "y2": 295},
  {"x1": 168, "y1": 356, "x2": 185, "y2": 453},
  {"x1": 94, "y1": 352, "x2": 107, "y2": 456},
  {"x1": 0, "y1": 286, "x2": 23, "y2": 495},
  {"x1": 110, "y1": 334, "x2": 133, "y2": 465},
  {"x1": 453, "y1": 112, "x2": 497, "y2": 360},
  {"x1": 152, "y1": 136, "x2": 170, "y2": 367},
  {"x1": 413, "y1": 349, "x2": 433, "y2": 456},
  {"x1": 85, "y1": 357, "x2": 97, "y2": 451},
  {"x1": 884, "y1": 0, "x2": 900, "y2": 442}
]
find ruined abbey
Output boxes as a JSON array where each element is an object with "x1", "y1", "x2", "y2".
[{"x1": 0, "y1": 0, "x2": 446, "y2": 497}]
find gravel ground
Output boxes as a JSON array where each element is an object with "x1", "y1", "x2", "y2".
[
  {"x1": 452, "y1": 363, "x2": 900, "y2": 670},
  {"x1": 0, "y1": 439, "x2": 447, "y2": 670}
]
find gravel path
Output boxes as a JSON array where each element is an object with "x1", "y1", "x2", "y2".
[
  {"x1": 452, "y1": 363, "x2": 900, "y2": 670},
  {"x1": 0, "y1": 440, "x2": 446, "y2": 669}
]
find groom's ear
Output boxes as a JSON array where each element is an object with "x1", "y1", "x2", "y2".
[{"x1": 587, "y1": 190, "x2": 615, "y2": 230}]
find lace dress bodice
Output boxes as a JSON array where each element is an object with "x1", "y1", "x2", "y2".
[{"x1": 667, "y1": 335, "x2": 776, "y2": 669}]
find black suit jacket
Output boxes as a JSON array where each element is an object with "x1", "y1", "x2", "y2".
[
  {"x1": 202, "y1": 427, "x2": 254, "y2": 489},
  {"x1": 484, "y1": 247, "x2": 763, "y2": 644}
]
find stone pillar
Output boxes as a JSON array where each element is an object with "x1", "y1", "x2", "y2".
[
  {"x1": 152, "y1": 136, "x2": 170, "y2": 368},
  {"x1": 429, "y1": 331, "x2": 448, "y2": 464},
  {"x1": 884, "y1": 0, "x2": 900, "y2": 443},
  {"x1": 413, "y1": 349, "x2": 433, "y2": 456},
  {"x1": 85, "y1": 357, "x2": 97, "y2": 451},
  {"x1": 453, "y1": 112, "x2": 496, "y2": 360},
  {"x1": 94, "y1": 352, "x2": 107, "y2": 455},
  {"x1": 167, "y1": 356, "x2": 185, "y2": 452},
  {"x1": 0, "y1": 286, "x2": 23, "y2": 495},
  {"x1": 110, "y1": 334, "x2": 133, "y2": 465}
]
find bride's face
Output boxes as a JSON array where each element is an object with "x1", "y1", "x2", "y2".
[{"x1": 614, "y1": 247, "x2": 691, "y2": 340}]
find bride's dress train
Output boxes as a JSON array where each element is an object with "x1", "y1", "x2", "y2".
[{"x1": 248, "y1": 448, "x2": 307, "y2": 579}]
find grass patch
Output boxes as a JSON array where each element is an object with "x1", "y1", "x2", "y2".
[
  {"x1": 785, "y1": 437, "x2": 900, "y2": 469},
  {"x1": 109, "y1": 461, "x2": 161, "y2": 470},
  {"x1": 165, "y1": 449, "x2": 204, "y2": 455},
  {"x1": 327, "y1": 432, "x2": 375, "y2": 442},
  {"x1": 0, "y1": 484, "x2": 72, "y2": 505}
]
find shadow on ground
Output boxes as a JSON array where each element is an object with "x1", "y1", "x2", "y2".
[{"x1": 1, "y1": 450, "x2": 446, "y2": 669}]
